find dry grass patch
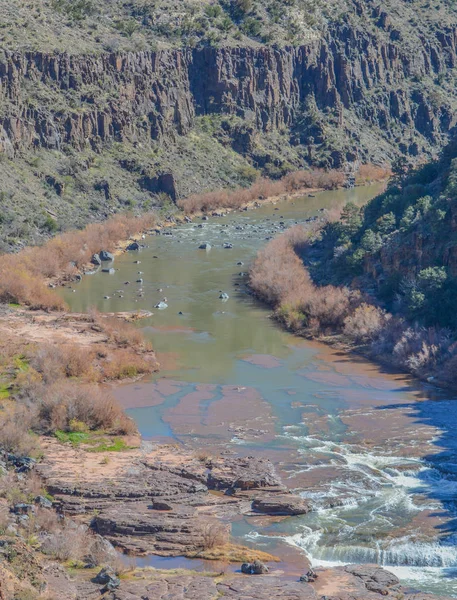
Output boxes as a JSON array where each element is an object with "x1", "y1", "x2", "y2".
[{"x1": 191, "y1": 543, "x2": 280, "y2": 563}]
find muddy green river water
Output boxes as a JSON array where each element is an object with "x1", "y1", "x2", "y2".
[{"x1": 61, "y1": 184, "x2": 457, "y2": 596}]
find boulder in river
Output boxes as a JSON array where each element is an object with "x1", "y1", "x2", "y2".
[
  {"x1": 99, "y1": 250, "x2": 114, "y2": 261},
  {"x1": 252, "y1": 494, "x2": 311, "y2": 516},
  {"x1": 102, "y1": 268, "x2": 115, "y2": 274},
  {"x1": 300, "y1": 570, "x2": 318, "y2": 583},
  {"x1": 126, "y1": 241, "x2": 140, "y2": 251},
  {"x1": 241, "y1": 560, "x2": 269, "y2": 575},
  {"x1": 219, "y1": 293, "x2": 229, "y2": 300},
  {"x1": 91, "y1": 253, "x2": 102, "y2": 266},
  {"x1": 155, "y1": 302, "x2": 168, "y2": 309},
  {"x1": 223, "y1": 243, "x2": 233, "y2": 249},
  {"x1": 199, "y1": 243, "x2": 211, "y2": 250}
]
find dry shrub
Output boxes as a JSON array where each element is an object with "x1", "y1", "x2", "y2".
[
  {"x1": 90, "y1": 310, "x2": 149, "y2": 350},
  {"x1": 40, "y1": 521, "x2": 92, "y2": 562},
  {"x1": 0, "y1": 212, "x2": 158, "y2": 310},
  {"x1": 0, "y1": 407, "x2": 40, "y2": 457},
  {"x1": 344, "y1": 303, "x2": 389, "y2": 343},
  {"x1": 391, "y1": 326, "x2": 452, "y2": 375},
  {"x1": 30, "y1": 344, "x2": 96, "y2": 384},
  {"x1": 0, "y1": 259, "x2": 67, "y2": 310},
  {"x1": 101, "y1": 348, "x2": 155, "y2": 380},
  {"x1": 178, "y1": 169, "x2": 344, "y2": 214},
  {"x1": 250, "y1": 224, "x2": 357, "y2": 335},
  {"x1": 356, "y1": 164, "x2": 391, "y2": 184},
  {"x1": 35, "y1": 381, "x2": 136, "y2": 435},
  {"x1": 39, "y1": 516, "x2": 115, "y2": 565},
  {"x1": 198, "y1": 521, "x2": 230, "y2": 550},
  {"x1": 0, "y1": 503, "x2": 10, "y2": 533},
  {"x1": 34, "y1": 508, "x2": 62, "y2": 534},
  {"x1": 249, "y1": 226, "x2": 313, "y2": 306}
]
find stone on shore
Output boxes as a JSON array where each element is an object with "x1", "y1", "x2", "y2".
[{"x1": 100, "y1": 250, "x2": 114, "y2": 261}]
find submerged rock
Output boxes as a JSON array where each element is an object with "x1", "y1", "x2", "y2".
[
  {"x1": 126, "y1": 241, "x2": 140, "y2": 251},
  {"x1": 252, "y1": 495, "x2": 310, "y2": 516}
]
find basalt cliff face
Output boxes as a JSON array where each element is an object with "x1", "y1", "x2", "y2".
[
  {"x1": 1, "y1": 0, "x2": 457, "y2": 247},
  {"x1": 2, "y1": 28, "x2": 457, "y2": 161}
]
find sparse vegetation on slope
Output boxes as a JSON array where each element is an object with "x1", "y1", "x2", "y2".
[{"x1": 249, "y1": 172, "x2": 457, "y2": 390}]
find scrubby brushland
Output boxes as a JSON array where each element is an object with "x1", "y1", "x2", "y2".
[
  {"x1": 0, "y1": 302, "x2": 160, "y2": 598},
  {"x1": 250, "y1": 139, "x2": 457, "y2": 388},
  {"x1": 0, "y1": 308, "x2": 158, "y2": 457},
  {"x1": 1, "y1": 0, "x2": 457, "y2": 246},
  {"x1": 178, "y1": 168, "x2": 346, "y2": 213},
  {"x1": 0, "y1": 212, "x2": 157, "y2": 309}
]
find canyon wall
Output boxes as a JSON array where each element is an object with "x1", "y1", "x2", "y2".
[{"x1": 1, "y1": 19, "x2": 457, "y2": 161}]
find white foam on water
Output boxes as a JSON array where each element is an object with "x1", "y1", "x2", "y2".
[{"x1": 278, "y1": 429, "x2": 457, "y2": 595}]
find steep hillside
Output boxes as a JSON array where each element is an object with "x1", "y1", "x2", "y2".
[
  {"x1": 2, "y1": 0, "x2": 457, "y2": 248},
  {"x1": 308, "y1": 139, "x2": 457, "y2": 329}
]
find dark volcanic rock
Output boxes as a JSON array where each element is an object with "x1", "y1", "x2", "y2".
[
  {"x1": 241, "y1": 560, "x2": 269, "y2": 575},
  {"x1": 94, "y1": 566, "x2": 120, "y2": 590},
  {"x1": 99, "y1": 250, "x2": 114, "y2": 262},
  {"x1": 126, "y1": 242, "x2": 140, "y2": 251}
]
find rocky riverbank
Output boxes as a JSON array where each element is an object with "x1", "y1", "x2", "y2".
[{"x1": 2, "y1": 435, "x2": 454, "y2": 600}]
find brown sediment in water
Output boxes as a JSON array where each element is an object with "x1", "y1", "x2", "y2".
[
  {"x1": 241, "y1": 354, "x2": 283, "y2": 369},
  {"x1": 338, "y1": 405, "x2": 438, "y2": 456},
  {"x1": 113, "y1": 379, "x2": 186, "y2": 409},
  {"x1": 162, "y1": 384, "x2": 277, "y2": 446}
]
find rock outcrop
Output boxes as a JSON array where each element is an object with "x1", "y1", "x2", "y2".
[
  {"x1": 1, "y1": 16, "x2": 457, "y2": 165},
  {"x1": 37, "y1": 440, "x2": 303, "y2": 555}
]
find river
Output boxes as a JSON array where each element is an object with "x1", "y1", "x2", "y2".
[{"x1": 60, "y1": 184, "x2": 457, "y2": 597}]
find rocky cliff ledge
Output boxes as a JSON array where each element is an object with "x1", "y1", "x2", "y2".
[
  {"x1": 2, "y1": 26, "x2": 457, "y2": 164},
  {"x1": 2, "y1": 0, "x2": 457, "y2": 247}
]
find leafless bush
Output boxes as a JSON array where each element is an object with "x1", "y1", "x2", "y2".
[
  {"x1": 344, "y1": 303, "x2": 389, "y2": 343},
  {"x1": 198, "y1": 521, "x2": 230, "y2": 550},
  {"x1": 179, "y1": 169, "x2": 345, "y2": 214},
  {"x1": 250, "y1": 224, "x2": 356, "y2": 334},
  {"x1": 40, "y1": 521, "x2": 92, "y2": 561},
  {"x1": 35, "y1": 381, "x2": 136, "y2": 435},
  {"x1": 0, "y1": 407, "x2": 40, "y2": 457},
  {"x1": 30, "y1": 344, "x2": 96, "y2": 384},
  {"x1": 101, "y1": 348, "x2": 156, "y2": 380},
  {"x1": 0, "y1": 503, "x2": 10, "y2": 533},
  {"x1": 89, "y1": 309, "x2": 150, "y2": 350}
]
